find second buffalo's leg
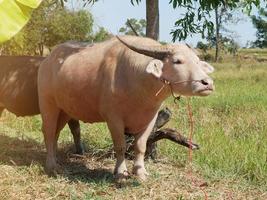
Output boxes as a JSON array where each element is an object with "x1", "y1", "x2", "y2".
[
  {"x1": 55, "y1": 111, "x2": 71, "y2": 153},
  {"x1": 0, "y1": 107, "x2": 4, "y2": 117},
  {"x1": 68, "y1": 119, "x2": 84, "y2": 155}
]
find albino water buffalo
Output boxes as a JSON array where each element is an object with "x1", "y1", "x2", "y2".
[
  {"x1": 0, "y1": 56, "x2": 83, "y2": 154},
  {"x1": 38, "y1": 36, "x2": 214, "y2": 180}
]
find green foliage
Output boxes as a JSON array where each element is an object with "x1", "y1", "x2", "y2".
[
  {"x1": 81, "y1": 0, "x2": 99, "y2": 6},
  {"x1": 169, "y1": 0, "x2": 263, "y2": 41},
  {"x1": 206, "y1": 35, "x2": 239, "y2": 55},
  {"x1": 57, "y1": 0, "x2": 99, "y2": 7},
  {"x1": 0, "y1": 32, "x2": 27, "y2": 55},
  {"x1": 225, "y1": 39, "x2": 239, "y2": 56},
  {"x1": 196, "y1": 41, "x2": 210, "y2": 52},
  {"x1": 251, "y1": 8, "x2": 267, "y2": 48},
  {"x1": 129, "y1": 0, "x2": 264, "y2": 41},
  {"x1": 119, "y1": 18, "x2": 146, "y2": 36},
  {"x1": 12, "y1": 1, "x2": 60, "y2": 55},
  {"x1": 130, "y1": 0, "x2": 141, "y2": 5},
  {"x1": 92, "y1": 27, "x2": 112, "y2": 42},
  {"x1": 67, "y1": 0, "x2": 265, "y2": 42},
  {"x1": 44, "y1": 8, "x2": 93, "y2": 48}
]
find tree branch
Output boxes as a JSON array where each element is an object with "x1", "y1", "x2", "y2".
[
  {"x1": 147, "y1": 128, "x2": 199, "y2": 150},
  {"x1": 126, "y1": 19, "x2": 139, "y2": 36}
]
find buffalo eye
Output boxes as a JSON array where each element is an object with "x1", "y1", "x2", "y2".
[{"x1": 173, "y1": 59, "x2": 182, "y2": 64}]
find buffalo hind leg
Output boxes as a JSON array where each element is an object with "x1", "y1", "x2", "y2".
[
  {"x1": 68, "y1": 119, "x2": 84, "y2": 155},
  {"x1": 39, "y1": 98, "x2": 69, "y2": 176},
  {"x1": 40, "y1": 102, "x2": 60, "y2": 175},
  {"x1": 133, "y1": 114, "x2": 157, "y2": 181},
  {"x1": 107, "y1": 119, "x2": 128, "y2": 181}
]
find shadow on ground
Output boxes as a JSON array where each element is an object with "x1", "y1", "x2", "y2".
[{"x1": 0, "y1": 134, "x2": 114, "y2": 184}]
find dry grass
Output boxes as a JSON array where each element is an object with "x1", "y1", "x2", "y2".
[
  {"x1": 0, "y1": 138, "x2": 266, "y2": 200},
  {"x1": 0, "y1": 112, "x2": 266, "y2": 199}
]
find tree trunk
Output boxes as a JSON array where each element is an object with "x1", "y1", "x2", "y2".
[
  {"x1": 38, "y1": 44, "x2": 44, "y2": 56},
  {"x1": 146, "y1": 0, "x2": 159, "y2": 40},
  {"x1": 215, "y1": 7, "x2": 220, "y2": 62}
]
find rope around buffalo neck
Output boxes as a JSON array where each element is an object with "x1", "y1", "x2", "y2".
[
  {"x1": 155, "y1": 78, "x2": 181, "y2": 103},
  {"x1": 155, "y1": 80, "x2": 209, "y2": 199},
  {"x1": 155, "y1": 78, "x2": 203, "y2": 103}
]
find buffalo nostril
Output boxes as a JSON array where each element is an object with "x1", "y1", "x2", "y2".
[{"x1": 201, "y1": 79, "x2": 209, "y2": 85}]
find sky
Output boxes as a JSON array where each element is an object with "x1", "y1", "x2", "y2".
[{"x1": 68, "y1": 0, "x2": 259, "y2": 47}]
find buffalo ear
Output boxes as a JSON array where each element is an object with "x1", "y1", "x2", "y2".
[
  {"x1": 201, "y1": 61, "x2": 214, "y2": 74},
  {"x1": 146, "y1": 59, "x2": 164, "y2": 78}
]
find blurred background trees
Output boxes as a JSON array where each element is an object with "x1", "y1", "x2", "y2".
[
  {"x1": 119, "y1": 18, "x2": 146, "y2": 36},
  {"x1": 0, "y1": 0, "x2": 110, "y2": 56},
  {"x1": 251, "y1": 8, "x2": 267, "y2": 48},
  {"x1": 1, "y1": 0, "x2": 266, "y2": 60}
]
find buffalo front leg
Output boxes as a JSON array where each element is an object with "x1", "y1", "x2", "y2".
[
  {"x1": 68, "y1": 119, "x2": 84, "y2": 155},
  {"x1": 107, "y1": 120, "x2": 128, "y2": 180},
  {"x1": 133, "y1": 114, "x2": 157, "y2": 180}
]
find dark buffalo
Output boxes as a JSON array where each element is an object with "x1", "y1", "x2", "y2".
[{"x1": 0, "y1": 56, "x2": 83, "y2": 154}]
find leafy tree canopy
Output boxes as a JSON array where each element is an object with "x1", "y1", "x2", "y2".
[
  {"x1": 119, "y1": 18, "x2": 146, "y2": 36},
  {"x1": 92, "y1": 27, "x2": 113, "y2": 42},
  {"x1": 131, "y1": 0, "x2": 264, "y2": 41},
  {"x1": 251, "y1": 8, "x2": 267, "y2": 48},
  {"x1": 49, "y1": 0, "x2": 266, "y2": 43}
]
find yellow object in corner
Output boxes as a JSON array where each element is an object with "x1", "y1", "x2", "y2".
[{"x1": 0, "y1": 0, "x2": 42, "y2": 43}]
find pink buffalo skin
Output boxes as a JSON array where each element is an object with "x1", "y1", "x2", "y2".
[{"x1": 38, "y1": 36, "x2": 214, "y2": 180}]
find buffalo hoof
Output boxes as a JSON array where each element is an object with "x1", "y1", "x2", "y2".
[
  {"x1": 45, "y1": 163, "x2": 63, "y2": 177},
  {"x1": 75, "y1": 143, "x2": 85, "y2": 155},
  {"x1": 133, "y1": 166, "x2": 149, "y2": 181},
  {"x1": 114, "y1": 170, "x2": 130, "y2": 184}
]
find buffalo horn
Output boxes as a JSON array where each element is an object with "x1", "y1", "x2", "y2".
[{"x1": 116, "y1": 36, "x2": 172, "y2": 60}]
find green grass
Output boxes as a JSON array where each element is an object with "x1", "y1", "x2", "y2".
[
  {"x1": 0, "y1": 53, "x2": 266, "y2": 199},
  {"x1": 162, "y1": 62, "x2": 267, "y2": 187}
]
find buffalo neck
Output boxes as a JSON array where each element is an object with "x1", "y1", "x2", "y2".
[{"x1": 116, "y1": 52, "x2": 171, "y2": 108}]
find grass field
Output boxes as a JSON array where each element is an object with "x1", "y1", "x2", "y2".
[{"x1": 0, "y1": 51, "x2": 266, "y2": 199}]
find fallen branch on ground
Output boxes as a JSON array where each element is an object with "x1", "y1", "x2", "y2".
[{"x1": 93, "y1": 107, "x2": 200, "y2": 160}]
